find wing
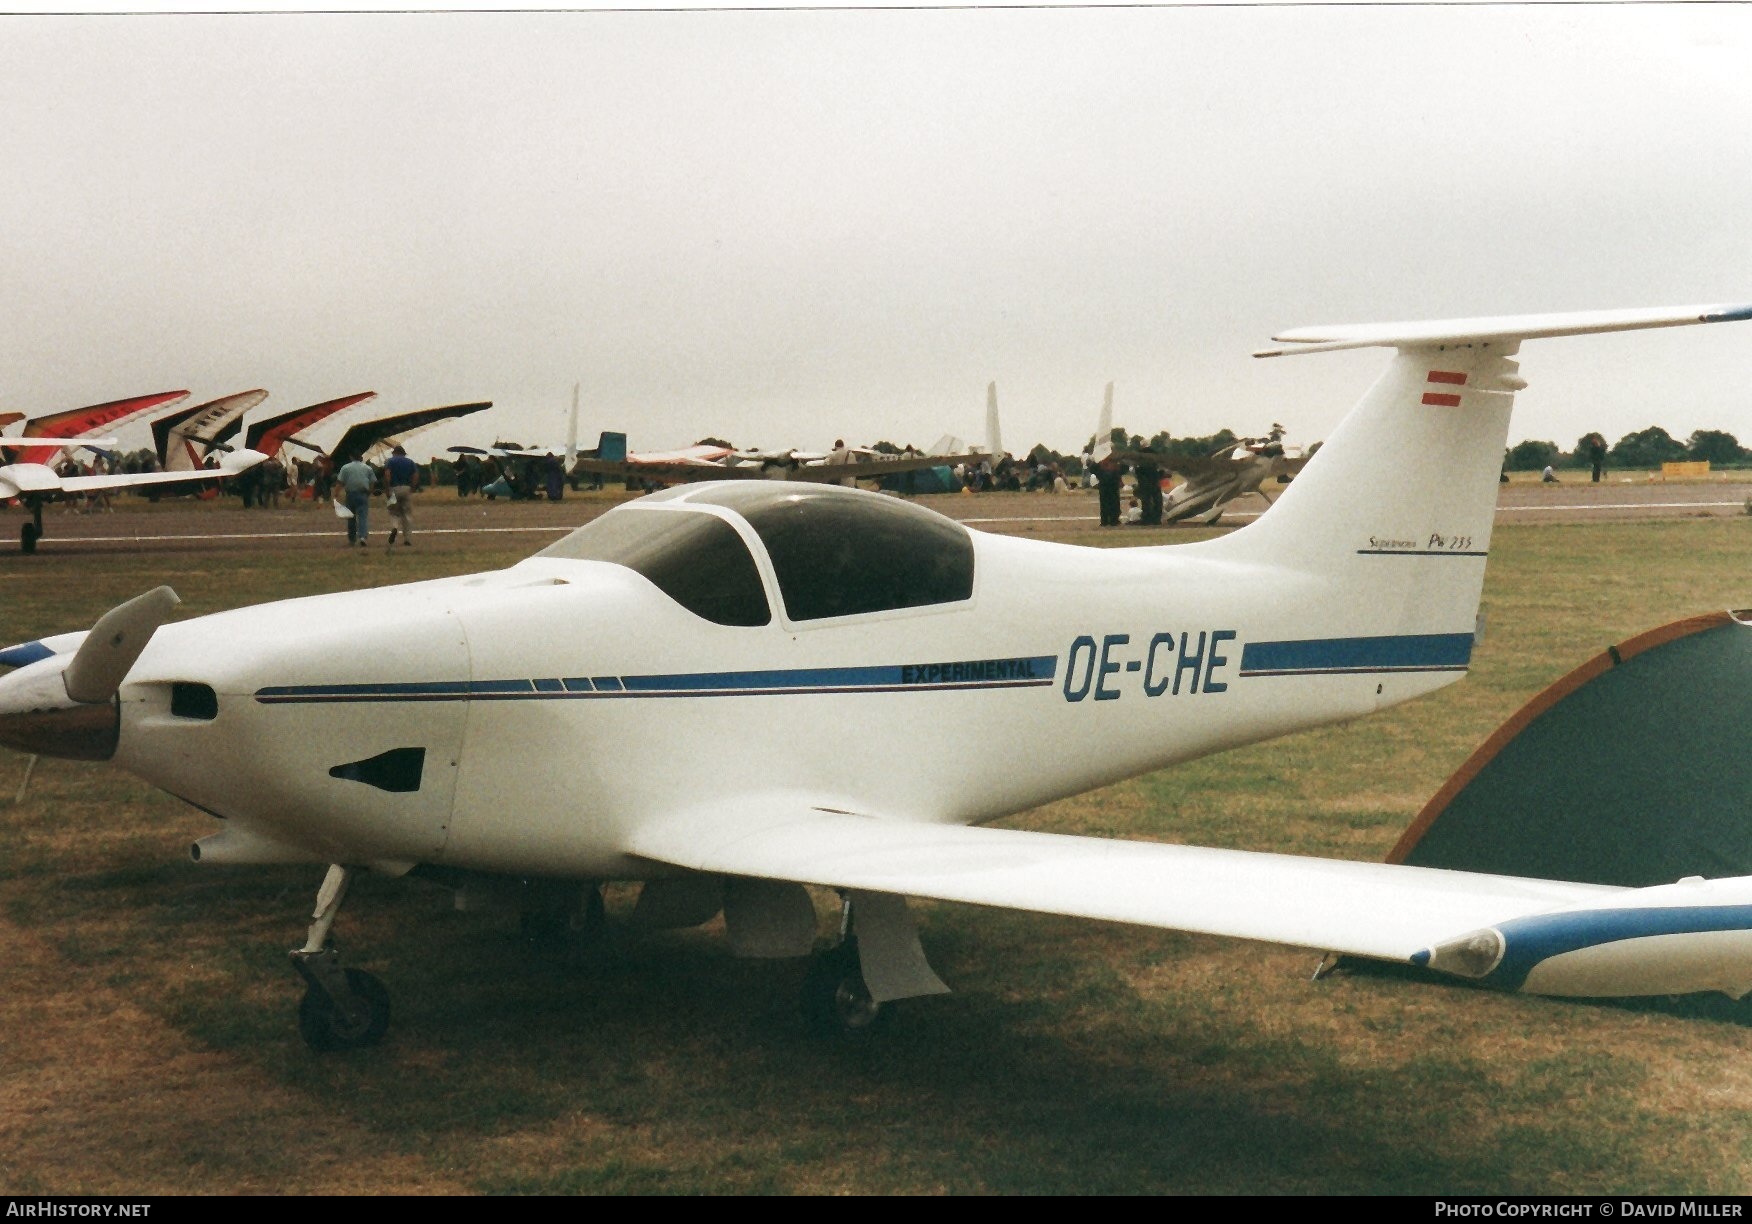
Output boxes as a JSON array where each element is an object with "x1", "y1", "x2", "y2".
[
  {"x1": 5, "y1": 450, "x2": 269, "y2": 500},
  {"x1": 626, "y1": 800, "x2": 1616, "y2": 966},
  {"x1": 571, "y1": 456, "x2": 763, "y2": 483},
  {"x1": 57, "y1": 461, "x2": 264, "y2": 495},
  {"x1": 782, "y1": 451, "x2": 985, "y2": 482}
]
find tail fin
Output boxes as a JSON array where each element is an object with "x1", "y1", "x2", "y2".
[
  {"x1": 985, "y1": 382, "x2": 1003, "y2": 459},
  {"x1": 565, "y1": 384, "x2": 580, "y2": 467},
  {"x1": 1200, "y1": 303, "x2": 1752, "y2": 648},
  {"x1": 595, "y1": 431, "x2": 627, "y2": 463},
  {"x1": 1089, "y1": 382, "x2": 1115, "y2": 461}
]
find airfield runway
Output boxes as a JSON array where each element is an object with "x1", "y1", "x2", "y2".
[{"x1": 9, "y1": 475, "x2": 1749, "y2": 556}]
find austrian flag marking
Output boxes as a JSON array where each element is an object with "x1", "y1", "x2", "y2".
[{"x1": 1423, "y1": 369, "x2": 1467, "y2": 407}]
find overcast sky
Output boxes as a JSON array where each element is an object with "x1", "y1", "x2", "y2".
[{"x1": 3, "y1": 5, "x2": 1751, "y2": 460}]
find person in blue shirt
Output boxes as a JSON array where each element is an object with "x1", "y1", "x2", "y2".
[{"x1": 384, "y1": 445, "x2": 420, "y2": 547}]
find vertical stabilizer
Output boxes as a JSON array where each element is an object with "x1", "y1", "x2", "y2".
[
  {"x1": 566, "y1": 384, "x2": 580, "y2": 467},
  {"x1": 1090, "y1": 382, "x2": 1115, "y2": 461},
  {"x1": 1194, "y1": 303, "x2": 1752, "y2": 662}
]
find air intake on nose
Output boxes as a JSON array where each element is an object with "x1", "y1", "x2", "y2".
[
  {"x1": 170, "y1": 682, "x2": 218, "y2": 720},
  {"x1": 328, "y1": 747, "x2": 426, "y2": 793}
]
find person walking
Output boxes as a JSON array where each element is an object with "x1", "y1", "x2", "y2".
[
  {"x1": 384, "y1": 445, "x2": 419, "y2": 547},
  {"x1": 335, "y1": 454, "x2": 377, "y2": 546}
]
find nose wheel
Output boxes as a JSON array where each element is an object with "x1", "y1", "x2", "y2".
[
  {"x1": 290, "y1": 864, "x2": 391, "y2": 1051},
  {"x1": 297, "y1": 964, "x2": 391, "y2": 1051}
]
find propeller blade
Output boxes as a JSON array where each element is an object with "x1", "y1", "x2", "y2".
[{"x1": 63, "y1": 586, "x2": 180, "y2": 704}]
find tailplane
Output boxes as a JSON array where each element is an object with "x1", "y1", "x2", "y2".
[
  {"x1": 1209, "y1": 304, "x2": 1750, "y2": 578},
  {"x1": 1191, "y1": 303, "x2": 1752, "y2": 673}
]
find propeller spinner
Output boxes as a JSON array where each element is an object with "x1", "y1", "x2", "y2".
[{"x1": 0, "y1": 586, "x2": 180, "y2": 760}]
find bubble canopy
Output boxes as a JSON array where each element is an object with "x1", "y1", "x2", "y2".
[{"x1": 538, "y1": 483, "x2": 976, "y2": 627}]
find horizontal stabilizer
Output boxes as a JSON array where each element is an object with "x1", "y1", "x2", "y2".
[{"x1": 1254, "y1": 302, "x2": 1752, "y2": 357}]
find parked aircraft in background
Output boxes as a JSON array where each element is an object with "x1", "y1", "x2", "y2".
[
  {"x1": 1158, "y1": 427, "x2": 1312, "y2": 525},
  {"x1": 1, "y1": 444, "x2": 267, "y2": 552},
  {"x1": 5, "y1": 391, "x2": 190, "y2": 469},
  {"x1": 152, "y1": 390, "x2": 269, "y2": 472},
  {"x1": 566, "y1": 437, "x2": 986, "y2": 487},
  {"x1": 1090, "y1": 384, "x2": 1311, "y2": 524},
  {"x1": 291, "y1": 401, "x2": 493, "y2": 466},
  {"x1": 245, "y1": 393, "x2": 379, "y2": 466},
  {"x1": 4, "y1": 304, "x2": 1751, "y2": 1051},
  {"x1": 557, "y1": 385, "x2": 1000, "y2": 489}
]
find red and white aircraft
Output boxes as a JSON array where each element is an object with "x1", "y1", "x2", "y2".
[{"x1": 3, "y1": 394, "x2": 268, "y2": 552}]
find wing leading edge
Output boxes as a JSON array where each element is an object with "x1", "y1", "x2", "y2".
[
  {"x1": 627, "y1": 801, "x2": 1614, "y2": 967},
  {"x1": 632, "y1": 803, "x2": 1752, "y2": 998}
]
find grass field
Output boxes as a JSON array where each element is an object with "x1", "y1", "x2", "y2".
[{"x1": 1, "y1": 509, "x2": 1749, "y2": 1195}]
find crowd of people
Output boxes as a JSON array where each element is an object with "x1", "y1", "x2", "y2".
[{"x1": 451, "y1": 451, "x2": 587, "y2": 500}]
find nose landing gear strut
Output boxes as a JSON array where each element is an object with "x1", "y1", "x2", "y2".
[{"x1": 290, "y1": 864, "x2": 391, "y2": 1051}]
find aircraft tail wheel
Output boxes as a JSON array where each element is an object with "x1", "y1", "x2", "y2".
[
  {"x1": 802, "y1": 937, "x2": 888, "y2": 1040},
  {"x1": 298, "y1": 967, "x2": 391, "y2": 1051},
  {"x1": 20, "y1": 522, "x2": 39, "y2": 554}
]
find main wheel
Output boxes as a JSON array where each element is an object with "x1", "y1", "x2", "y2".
[
  {"x1": 298, "y1": 967, "x2": 391, "y2": 1051},
  {"x1": 801, "y1": 939, "x2": 888, "y2": 1039},
  {"x1": 20, "y1": 522, "x2": 39, "y2": 555}
]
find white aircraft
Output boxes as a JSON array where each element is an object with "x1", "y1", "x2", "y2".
[
  {"x1": 3, "y1": 303, "x2": 1750, "y2": 1052},
  {"x1": 563, "y1": 387, "x2": 998, "y2": 488},
  {"x1": 1157, "y1": 426, "x2": 1311, "y2": 525},
  {"x1": 569, "y1": 437, "x2": 987, "y2": 487},
  {"x1": 1, "y1": 437, "x2": 269, "y2": 553}
]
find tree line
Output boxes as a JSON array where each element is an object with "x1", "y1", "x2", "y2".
[{"x1": 1504, "y1": 428, "x2": 1747, "y2": 472}]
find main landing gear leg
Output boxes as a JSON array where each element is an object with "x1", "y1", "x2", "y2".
[
  {"x1": 801, "y1": 890, "x2": 951, "y2": 1041},
  {"x1": 290, "y1": 864, "x2": 390, "y2": 1051},
  {"x1": 518, "y1": 880, "x2": 607, "y2": 950},
  {"x1": 802, "y1": 893, "x2": 886, "y2": 1040}
]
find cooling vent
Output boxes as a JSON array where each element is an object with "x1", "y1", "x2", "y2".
[
  {"x1": 169, "y1": 683, "x2": 218, "y2": 720},
  {"x1": 328, "y1": 747, "x2": 426, "y2": 793}
]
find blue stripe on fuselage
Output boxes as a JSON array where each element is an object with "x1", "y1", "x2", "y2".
[
  {"x1": 1238, "y1": 632, "x2": 1474, "y2": 677},
  {"x1": 0, "y1": 641, "x2": 56, "y2": 669},
  {"x1": 255, "y1": 655, "x2": 1059, "y2": 704}
]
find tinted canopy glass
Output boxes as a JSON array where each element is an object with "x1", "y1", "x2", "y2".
[
  {"x1": 538, "y1": 508, "x2": 770, "y2": 627},
  {"x1": 687, "y1": 484, "x2": 974, "y2": 622}
]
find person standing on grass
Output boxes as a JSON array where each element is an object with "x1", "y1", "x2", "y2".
[
  {"x1": 1094, "y1": 454, "x2": 1124, "y2": 526},
  {"x1": 1585, "y1": 432, "x2": 1608, "y2": 483},
  {"x1": 384, "y1": 444, "x2": 419, "y2": 547},
  {"x1": 335, "y1": 454, "x2": 377, "y2": 547}
]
